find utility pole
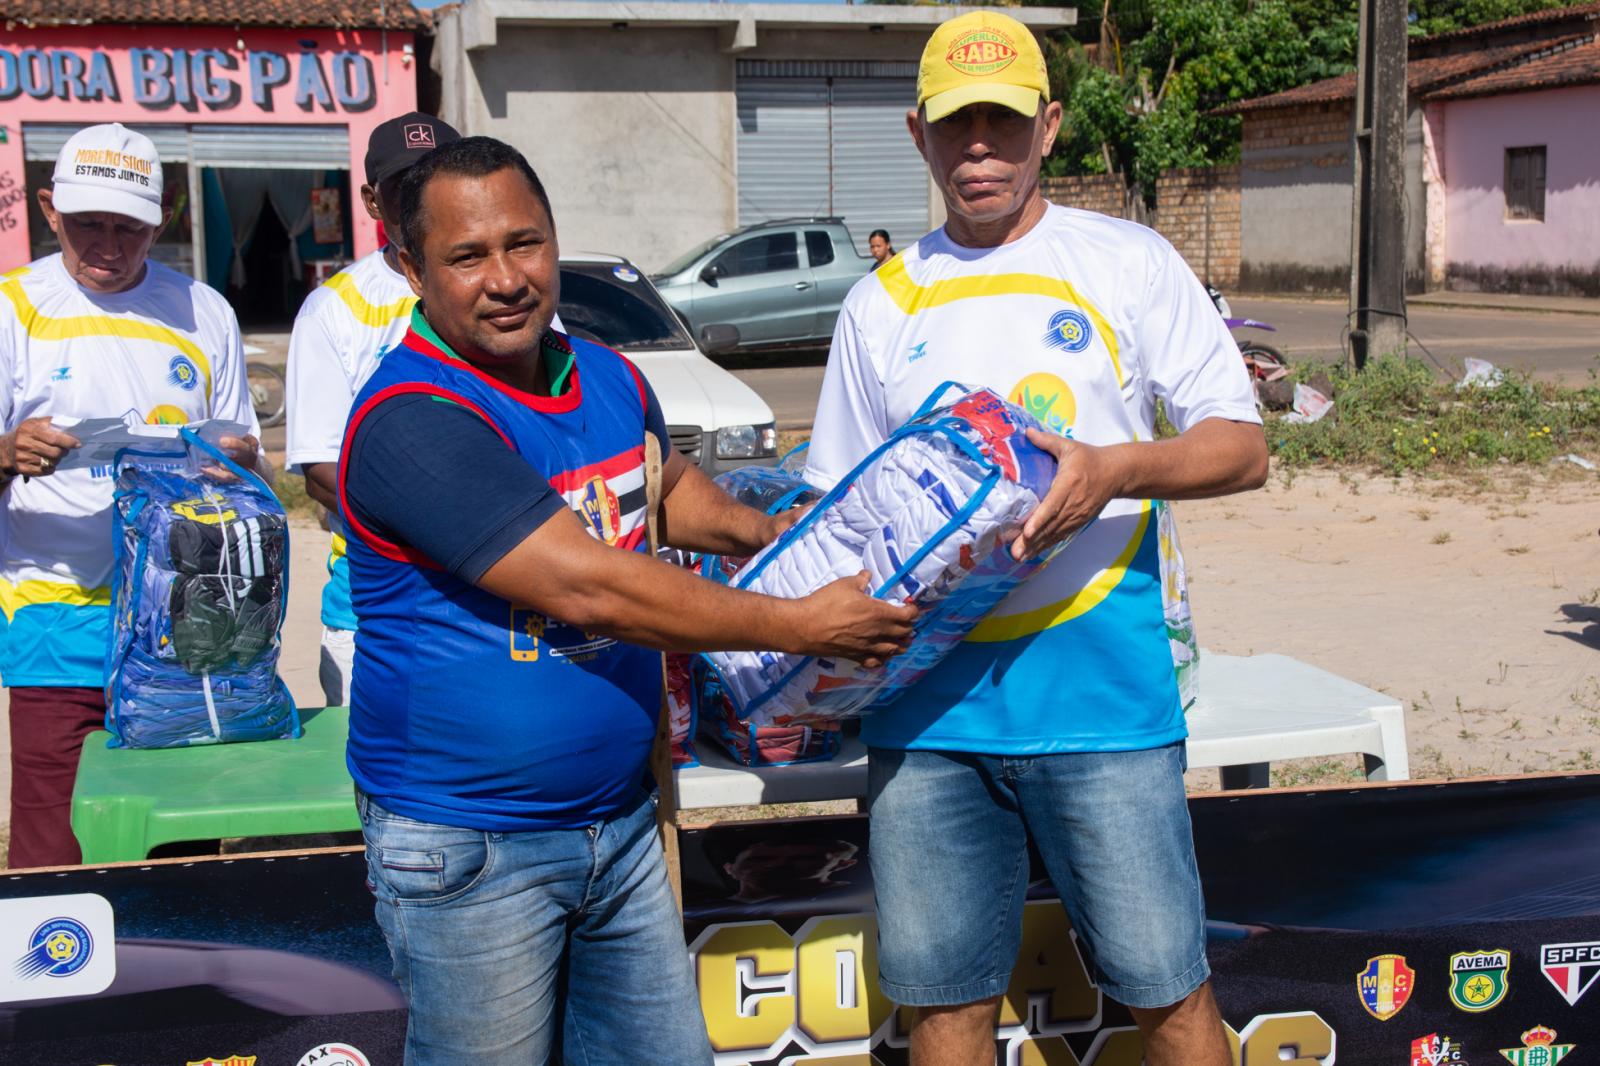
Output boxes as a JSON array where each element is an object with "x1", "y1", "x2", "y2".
[{"x1": 1348, "y1": 0, "x2": 1408, "y2": 370}]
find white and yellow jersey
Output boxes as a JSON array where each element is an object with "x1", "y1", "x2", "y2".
[
  {"x1": 285, "y1": 248, "x2": 416, "y2": 476},
  {"x1": 805, "y1": 203, "x2": 1260, "y2": 754},
  {"x1": 284, "y1": 248, "x2": 415, "y2": 633},
  {"x1": 0, "y1": 254, "x2": 258, "y2": 686}
]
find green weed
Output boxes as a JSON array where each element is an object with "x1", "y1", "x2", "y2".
[{"x1": 1268, "y1": 356, "x2": 1599, "y2": 474}]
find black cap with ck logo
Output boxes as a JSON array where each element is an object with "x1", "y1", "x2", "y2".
[{"x1": 364, "y1": 111, "x2": 462, "y2": 187}]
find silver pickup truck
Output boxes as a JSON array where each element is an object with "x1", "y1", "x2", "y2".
[{"x1": 652, "y1": 218, "x2": 875, "y2": 353}]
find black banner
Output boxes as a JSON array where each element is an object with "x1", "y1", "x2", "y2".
[{"x1": 3, "y1": 773, "x2": 1599, "y2": 1065}]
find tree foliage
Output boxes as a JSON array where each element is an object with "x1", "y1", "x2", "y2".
[{"x1": 1034, "y1": 0, "x2": 1571, "y2": 194}]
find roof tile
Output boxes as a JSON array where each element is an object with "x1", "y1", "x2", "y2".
[{"x1": 0, "y1": 0, "x2": 429, "y2": 31}]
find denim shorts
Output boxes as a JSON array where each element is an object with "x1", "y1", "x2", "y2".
[
  {"x1": 358, "y1": 789, "x2": 713, "y2": 1065},
  {"x1": 867, "y1": 743, "x2": 1210, "y2": 1011}
]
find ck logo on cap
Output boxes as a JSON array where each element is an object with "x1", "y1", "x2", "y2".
[
  {"x1": 403, "y1": 123, "x2": 437, "y2": 150},
  {"x1": 946, "y1": 29, "x2": 1019, "y2": 76}
]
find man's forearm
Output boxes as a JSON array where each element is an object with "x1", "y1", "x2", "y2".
[
  {"x1": 658, "y1": 461, "x2": 776, "y2": 557},
  {"x1": 1104, "y1": 418, "x2": 1268, "y2": 502},
  {"x1": 302, "y1": 462, "x2": 340, "y2": 512}
]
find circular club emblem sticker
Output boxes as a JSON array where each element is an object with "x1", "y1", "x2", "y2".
[
  {"x1": 16, "y1": 916, "x2": 93, "y2": 979},
  {"x1": 297, "y1": 1045, "x2": 371, "y2": 1066},
  {"x1": 946, "y1": 29, "x2": 1018, "y2": 77},
  {"x1": 612, "y1": 265, "x2": 640, "y2": 283}
]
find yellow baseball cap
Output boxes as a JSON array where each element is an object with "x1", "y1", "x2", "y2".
[{"x1": 917, "y1": 10, "x2": 1050, "y2": 123}]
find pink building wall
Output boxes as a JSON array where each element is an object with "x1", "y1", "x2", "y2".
[
  {"x1": 0, "y1": 23, "x2": 417, "y2": 272},
  {"x1": 1436, "y1": 84, "x2": 1600, "y2": 287}
]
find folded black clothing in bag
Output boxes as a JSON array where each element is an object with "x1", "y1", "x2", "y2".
[
  {"x1": 169, "y1": 574, "x2": 283, "y2": 672},
  {"x1": 166, "y1": 510, "x2": 287, "y2": 578}
]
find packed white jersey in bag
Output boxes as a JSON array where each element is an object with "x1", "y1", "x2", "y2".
[{"x1": 701, "y1": 383, "x2": 1066, "y2": 727}]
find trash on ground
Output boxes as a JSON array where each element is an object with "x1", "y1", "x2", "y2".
[
  {"x1": 1281, "y1": 384, "x2": 1334, "y2": 424},
  {"x1": 1457, "y1": 357, "x2": 1505, "y2": 389}
]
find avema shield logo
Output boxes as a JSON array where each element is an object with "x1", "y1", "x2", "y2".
[
  {"x1": 1010, "y1": 372, "x2": 1076, "y2": 437},
  {"x1": 1043, "y1": 308, "x2": 1093, "y2": 353},
  {"x1": 14, "y1": 916, "x2": 92, "y2": 979},
  {"x1": 168, "y1": 354, "x2": 201, "y2": 391},
  {"x1": 1448, "y1": 948, "x2": 1509, "y2": 1012}
]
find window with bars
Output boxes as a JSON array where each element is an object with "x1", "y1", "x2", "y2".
[{"x1": 1504, "y1": 146, "x2": 1546, "y2": 221}]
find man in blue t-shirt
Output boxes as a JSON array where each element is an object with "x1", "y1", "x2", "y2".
[{"x1": 339, "y1": 137, "x2": 917, "y2": 1065}]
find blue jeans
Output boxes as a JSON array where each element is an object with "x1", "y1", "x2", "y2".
[
  {"x1": 358, "y1": 789, "x2": 713, "y2": 1065},
  {"x1": 867, "y1": 743, "x2": 1210, "y2": 1010}
]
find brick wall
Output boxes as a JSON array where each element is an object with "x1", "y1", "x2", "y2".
[
  {"x1": 1241, "y1": 101, "x2": 1353, "y2": 153},
  {"x1": 1153, "y1": 165, "x2": 1241, "y2": 288},
  {"x1": 1039, "y1": 173, "x2": 1129, "y2": 219},
  {"x1": 1040, "y1": 167, "x2": 1241, "y2": 288}
]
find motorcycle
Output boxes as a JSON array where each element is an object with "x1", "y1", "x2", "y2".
[{"x1": 1207, "y1": 285, "x2": 1288, "y2": 386}]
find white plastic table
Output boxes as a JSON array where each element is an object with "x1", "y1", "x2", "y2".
[{"x1": 675, "y1": 651, "x2": 1408, "y2": 808}]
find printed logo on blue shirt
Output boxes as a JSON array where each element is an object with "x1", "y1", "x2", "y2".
[
  {"x1": 1043, "y1": 309, "x2": 1093, "y2": 353},
  {"x1": 907, "y1": 341, "x2": 928, "y2": 363},
  {"x1": 49, "y1": 366, "x2": 71, "y2": 382},
  {"x1": 168, "y1": 355, "x2": 201, "y2": 391}
]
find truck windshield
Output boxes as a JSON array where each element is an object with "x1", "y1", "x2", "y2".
[{"x1": 557, "y1": 263, "x2": 696, "y2": 352}]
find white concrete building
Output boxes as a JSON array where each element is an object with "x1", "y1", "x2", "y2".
[{"x1": 432, "y1": 1, "x2": 1076, "y2": 270}]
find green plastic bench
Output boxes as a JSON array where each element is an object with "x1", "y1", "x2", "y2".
[{"x1": 70, "y1": 706, "x2": 360, "y2": 864}]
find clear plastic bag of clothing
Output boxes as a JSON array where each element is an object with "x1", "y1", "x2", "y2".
[
  {"x1": 105, "y1": 428, "x2": 300, "y2": 748},
  {"x1": 700, "y1": 382, "x2": 1068, "y2": 727}
]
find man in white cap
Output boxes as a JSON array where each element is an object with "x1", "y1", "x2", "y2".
[
  {"x1": 805, "y1": 11, "x2": 1267, "y2": 1065},
  {"x1": 0, "y1": 122, "x2": 261, "y2": 868}
]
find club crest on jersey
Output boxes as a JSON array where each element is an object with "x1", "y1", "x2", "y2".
[
  {"x1": 580, "y1": 476, "x2": 622, "y2": 545},
  {"x1": 14, "y1": 916, "x2": 93, "y2": 979},
  {"x1": 1541, "y1": 941, "x2": 1600, "y2": 1006},
  {"x1": 169, "y1": 354, "x2": 201, "y2": 391},
  {"x1": 946, "y1": 28, "x2": 1018, "y2": 76},
  {"x1": 1043, "y1": 308, "x2": 1093, "y2": 353},
  {"x1": 1449, "y1": 949, "x2": 1510, "y2": 1012},
  {"x1": 1358, "y1": 953, "x2": 1415, "y2": 1020}
]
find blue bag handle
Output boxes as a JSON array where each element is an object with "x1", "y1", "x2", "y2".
[{"x1": 909, "y1": 380, "x2": 979, "y2": 421}]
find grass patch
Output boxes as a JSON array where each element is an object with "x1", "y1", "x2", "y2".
[{"x1": 1267, "y1": 355, "x2": 1600, "y2": 474}]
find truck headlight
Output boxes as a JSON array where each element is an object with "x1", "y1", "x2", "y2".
[{"x1": 716, "y1": 423, "x2": 777, "y2": 459}]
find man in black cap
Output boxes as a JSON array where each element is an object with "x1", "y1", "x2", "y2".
[{"x1": 285, "y1": 111, "x2": 567, "y2": 706}]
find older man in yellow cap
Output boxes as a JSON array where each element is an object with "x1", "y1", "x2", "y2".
[{"x1": 804, "y1": 11, "x2": 1268, "y2": 1065}]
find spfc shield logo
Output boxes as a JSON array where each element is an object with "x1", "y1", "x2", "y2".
[
  {"x1": 1358, "y1": 953, "x2": 1415, "y2": 1020},
  {"x1": 1449, "y1": 949, "x2": 1510, "y2": 1012},
  {"x1": 1499, "y1": 1025, "x2": 1574, "y2": 1065},
  {"x1": 1540, "y1": 941, "x2": 1600, "y2": 1007}
]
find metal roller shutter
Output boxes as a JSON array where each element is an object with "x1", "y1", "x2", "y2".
[
  {"x1": 23, "y1": 123, "x2": 348, "y2": 170},
  {"x1": 23, "y1": 123, "x2": 191, "y2": 162},
  {"x1": 190, "y1": 125, "x2": 349, "y2": 169},
  {"x1": 735, "y1": 77, "x2": 831, "y2": 226},
  {"x1": 830, "y1": 78, "x2": 928, "y2": 256},
  {"x1": 735, "y1": 68, "x2": 928, "y2": 254}
]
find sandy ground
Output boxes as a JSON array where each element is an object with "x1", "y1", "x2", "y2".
[
  {"x1": 2, "y1": 465, "x2": 1597, "y2": 844},
  {"x1": 1178, "y1": 465, "x2": 1600, "y2": 785}
]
